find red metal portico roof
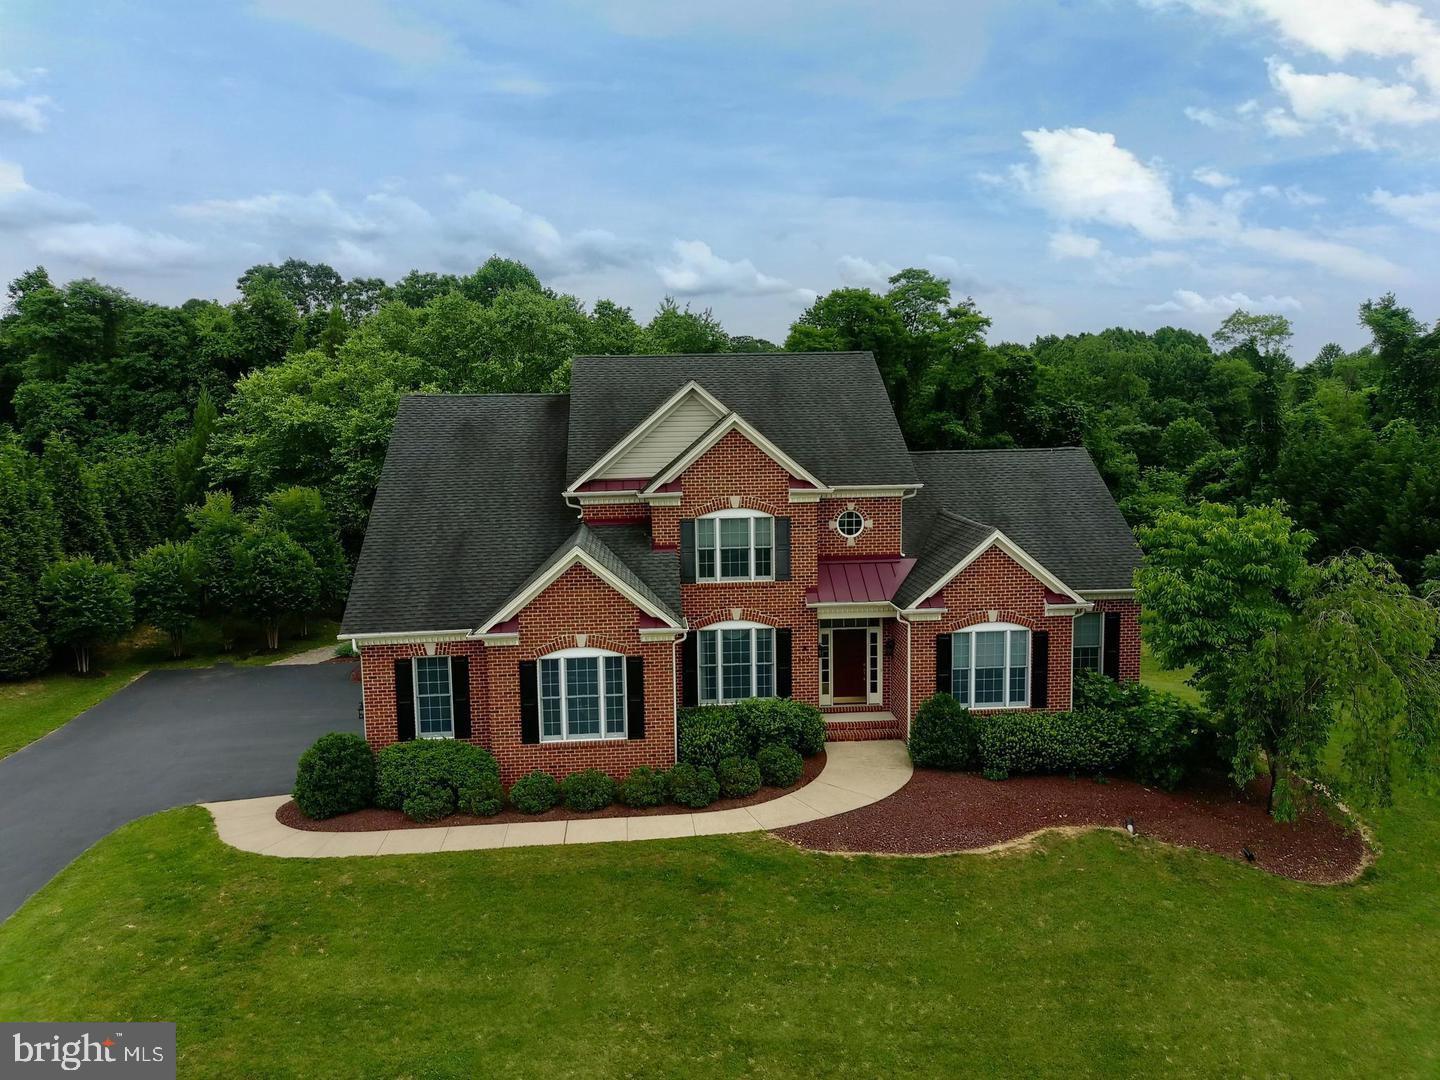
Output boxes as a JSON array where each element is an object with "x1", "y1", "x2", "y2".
[{"x1": 807, "y1": 557, "x2": 916, "y2": 605}]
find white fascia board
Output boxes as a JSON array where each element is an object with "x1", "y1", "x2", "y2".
[
  {"x1": 897, "y1": 608, "x2": 945, "y2": 622},
  {"x1": 476, "y1": 632, "x2": 520, "y2": 646},
  {"x1": 1080, "y1": 589, "x2": 1137, "y2": 600},
  {"x1": 825, "y1": 484, "x2": 924, "y2": 497},
  {"x1": 1044, "y1": 602, "x2": 1094, "y2": 617},
  {"x1": 911, "y1": 530, "x2": 1086, "y2": 609},
  {"x1": 474, "y1": 548, "x2": 682, "y2": 634},
  {"x1": 643, "y1": 412, "x2": 829, "y2": 494},
  {"x1": 639, "y1": 627, "x2": 685, "y2": 642},
  {"x1": 808, "y1": 601, "x2": 898, "y2": 618},
  {"x1": 568, "y1": 381, "x2": 728, "y2": 491},
  {"x1": 343, "y1": 629, "x2": 471, "y2": 646}
]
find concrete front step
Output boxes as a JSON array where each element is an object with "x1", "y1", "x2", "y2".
[{"x1": 824, "y1": 710, "x2": 904, "y2": 742}]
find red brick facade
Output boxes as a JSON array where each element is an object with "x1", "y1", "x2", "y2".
[{"x1": 359, "y1": 426, "x2": 1141, "y2": 778}]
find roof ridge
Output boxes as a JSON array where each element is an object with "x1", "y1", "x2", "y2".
[
  {"x1": 573, "y1": 351, "x2": 871, "y2": 361},
  {"x1": 911, "y1": 446, "x2": 1085, "y2": 456},
  {"x1": 399, "y1": 392, "x2": 570, "y2": 401},
  {"x1": 936, "y1": 509, "x2": 993, "y2": 531}
]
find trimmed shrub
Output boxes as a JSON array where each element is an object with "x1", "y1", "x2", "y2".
[
  {"x1": 734, "y1": 697, "x2": 826, "y2": 756},
  {"x1": 757, "y1": 743, "x2": 804, "y2": 788},
  {"x1": 907, "y1": 693, "x2": 978, "y2": 769},
  {"x1": 977, "y1": 709, "x2": 1129, "y2": 781},
  {"x1": 618, "y1": 766, "x2": 669, "y2": 808},
  {"x1": 561, "y1": 768, "x2": 617, "y2": 812},
  {"x1": 1074, "y1": 670, "x2": 1215, "y2": 790},
  {"x1": 677, "y1": 706, "x2": 747, "y2": 768},
  {"x1": 293, "y1": 732, "x2": 375, "y2": 819},
  {"x1": 374, "y1": 740, "x2": 502, "y2": 822},
  {"x1": 509, "y1": 770, "x2": 561, "y2": 814},
  {"x1": 716, "y1": 755, "x2": 762, "y2": 798},
  {"x1": 668, "y1": 762, "x2": 720, "y2": 808}
]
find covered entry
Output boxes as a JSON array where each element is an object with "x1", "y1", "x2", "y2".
[{"x1": 819, "y1": 618, "x2": 883, "y2": 706}]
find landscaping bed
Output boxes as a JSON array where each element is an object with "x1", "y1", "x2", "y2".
[
  {"x1": 277, "y1": 750, "x2": 825, "y2": 831},
  {"x1": 777, "y1": 768, "x2": 1368, "y2": 884}
]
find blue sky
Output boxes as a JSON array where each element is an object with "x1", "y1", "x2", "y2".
[{"x1": 1, "y1": 0, "x2": 1437, "y2": 358}]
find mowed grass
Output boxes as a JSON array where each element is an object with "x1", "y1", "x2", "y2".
[
  {"x1": 1, "y1": 636, "x2": 1433, "y2": 1077},
  {"x1": 1141, "y1": 639, "x2": 1201, "y2": 704},
  {"x1": 0, "y1": 620, "x2": 341, "y2": 760}
]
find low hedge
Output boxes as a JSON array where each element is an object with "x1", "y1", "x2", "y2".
[
  {"x1": 716, "y1": 755, "x2": 762, "y2": 798},
  {"x1": 677, "y1": 706, "x2": 748, "y2": 768},
  {"x1": 757, "y1": 744, "x2": 804, "y2": 788},
  {"x1": 1074, "y1": 670, "x2": 1217, "y2": 790},
  {"x1": 618, "y1": 766, "x2": 669, "y2": 808},
  {"x1": 561, "y1": 768, "x2": 616, "y2": 812},
  {"x1": 509, "y1": 770, "x2": 561, "y2": 814},
  {"x1": 907, "y1": 694, "x2": 978, "y2": 769},
  {"x1": 678, "y1": 698, "x2": 825, "y2": 768},
  {"x1": 668, "y1": 762, "x2": 720, "y2": 808},
  {"x1": 293, "y1": 732, "x2": 375, "y2": 819},
  {"x1": 977, "y1": 708, "x2": 1128, "y2": 781},
  {"x1": 374, "y1": 740, "x2": 502, "y2": 822}
]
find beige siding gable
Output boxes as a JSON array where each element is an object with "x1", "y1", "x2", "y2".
[{"x1": 598, "y1": 393, "x2": 724, "y2": 479}]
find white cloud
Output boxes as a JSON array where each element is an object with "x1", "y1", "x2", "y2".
[
  {"x1": 1184, "y1": 105, "x2": 1226, "y2": 128},
  {"x1": 180, "y1": 189, "x2": 400, "y2": 236},
  {"x1": 249, "y1": 0, "x2": 455, "y2": 63},
  {"x1": 658, "y1": 240, "x2": 809, "y2": 298},
  {"x1": 1259, "y1": 184, "x2": 1325, "y2": 207},
  {"x1": 1048, "y1": 230, "x2": 1104, "y2": 259},
  {"x1": 1370, "y1": 188, "x2": 1440, "y2": 231},
  {"x1": 1193, "y1": 166, "x2": 1239, "y2": 188},
  {"x1": 0, "y1": 159, "x2": 90, "y2": 227},
  {"x1": 837, "y1": 254, "x2": 899, "y2": 287},
  {"x1": 1146, "y1": 288, "x2": 1302, "y2": 314},
  {"x1": 1013, "y1": 126, "x2": 1397, "y2": 280},
  {"x1": 1267, "y1": 60, "x2": 1440, "y2": 143},
  {"x1": 32, "y1": 223, "x2": 204, "y2": 272},
  {"x1": 0, "y1": 94, "x2": 54, "y2": 133}
]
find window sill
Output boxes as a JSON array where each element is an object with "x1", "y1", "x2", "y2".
[
  {"x1": 692, "y1": 578, "x2": 776, "y2": 585},
  {"x1": 539, "y1": 733, "x2": 630, "y2": 745}
]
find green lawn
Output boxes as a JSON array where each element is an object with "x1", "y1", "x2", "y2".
[
  {"x1": 0, "y1": 620, "x2": 341, "y2": 760},
  {"x1": 1141, "y1": 639, "x2": 1200, "y2": 704}
]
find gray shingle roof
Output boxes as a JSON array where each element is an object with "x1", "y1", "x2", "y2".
[
  {"x1": 566, "y1": 353, "x2": 917, "y2": 488},
  {"x1": 341, "y1": 394, "x2": 578, "y2": 635},
  {"x1": 894, "y1": 511, "x2": 997, "y2": 609},
  {"x1": 898, "y1": 448, "x2": 1141, "y2": 603}
]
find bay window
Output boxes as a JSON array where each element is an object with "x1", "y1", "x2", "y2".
[
  {"x1": 695, "y1": 510, "x2": 773, "y2": 581},
  {"x1": 538, "y1": 649, "x2": 627, "y2": 741},
  {"x1": 699, "y1": 623, "x2": 776, "y2": 704},
  {"x1": 950, "y1": 624, "x2": 1029, "y2": 708}
]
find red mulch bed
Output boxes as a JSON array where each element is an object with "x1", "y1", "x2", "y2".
[
  {"x1": 777, "y1": 769, "x2": 1368, "y2": 884},
  {"x1": 277, "y1": 751, "x2": 826, "y2": 832}
]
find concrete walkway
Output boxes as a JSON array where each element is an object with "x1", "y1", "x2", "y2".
[
  {"x1": 205, "y1": 740, "x2": 913, "y2": 856},
  {"x1": 271, "y1": 644, "x2": 348, "y2": 665}
]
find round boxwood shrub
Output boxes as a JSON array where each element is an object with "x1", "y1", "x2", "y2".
[
  {"x1": 757, "y1": 743, "x2": 804, "y2": 788},
  {"x1": 618, "y1": 766, "x2": 669, "y2": 808},
  {"x1": 509, "y1": 770, "x2": 561, "y2": 814},
  {"x1": 908, "y1": 693, "x2": 978, "y2": 770},
  {"x1": 716, "y1": 755, "x2": 762, "y2": 798},
  {"x1": 734, "y1": 698, "x2": 826, "y2": 757},
  {"x1": 668, "y1": 762, "x2": 720, "y2": 808},
  {"x1": 561, "y1": 768, "x2": 617, "y2": 812},
  {"x1": 374, "y1": 740, "x2": 502, "y2": 822},
  {"x1": 293, "y1": 732, "x2": 375, "y2": 819},
  {"x1": 677, "y1": 706, "x2": 747, "y2": 768}
]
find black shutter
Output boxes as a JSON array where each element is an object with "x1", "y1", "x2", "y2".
[
  {"x1": 519, "y1": 660, "x2": 539, "y2": 744},
  {"x1": 774, "y1": 517, "x2": 791, "y2": 581},
  {"x1": 393, "y1": 659, "x2": 415, "y2": 741},
  {"x1": 682, "y1": 633, "x2": 699, "y2": 707},
  {"x1": 1102, "y1": 612, "x2": 1122, "y2": 682},
  {"x1": 451, "y1": 656, "x2": 471, "y2": 739},
  {"x1": 626, "y1": 656, "x2": 645, "y2": 740},
  {"x1": 679, "y1": 520, "x2": 696, "y2": 584},
  {"x1": 775, "y1": 628, "x2": 793, "y2": 697},
  {"x1": 1031, "y1": 631, "x2": 1049, "y2": 709},
  {"x1": 935, "y1": 634, "x2": 952, "y2": 696}
]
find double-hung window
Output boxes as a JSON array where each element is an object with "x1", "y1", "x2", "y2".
[
  {"x1": 1073, "y1": 612, "x2": 1103, "y2": 676},
  {"x1": 949, "y1": 624, "x2": 1029, "y2": 709},
  {"x1": 698, "y1": 623, "x2": 776, "y2": 703},
  {"x1": 695, "y1": 511, "x2": 773, "y2": 581},
  {"x1": 414, "y1": 656, "x2": 455, "y2": 737},
  {"x1": 538, "y1": 650, "x2": 627, "y2": 741}
]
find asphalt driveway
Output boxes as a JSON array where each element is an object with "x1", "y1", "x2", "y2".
[{"x1": 0, "y1": 663, "x2": 360, "y2": 921}]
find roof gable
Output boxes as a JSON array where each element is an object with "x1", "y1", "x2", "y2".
[
  {"x1": 897, "y1": 514, "x2": 1085, "y2": 610},
  {"x1": 578, "y1": 381, "x2": 728, "y2": 487},
  {"x1": 642, "y1": 412, "x2": 826, "y2": 493}
]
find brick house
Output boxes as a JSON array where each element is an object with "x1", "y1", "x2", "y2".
[{"x1": 340, "y1": 352, "x2": 1142, "y2": 783}]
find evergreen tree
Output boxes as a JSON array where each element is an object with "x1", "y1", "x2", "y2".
[{"x1": 0, "y1": 436, "x2": 60, "y2": 678}]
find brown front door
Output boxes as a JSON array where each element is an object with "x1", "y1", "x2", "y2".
[{"x1": 832, "y1": 629, "x2": 868, "y2": 704}]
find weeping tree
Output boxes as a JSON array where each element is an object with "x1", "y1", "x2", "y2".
[
  {"x1": 39, "y1": 556, "x2": 134, "y2": 674},
  {"x1": 1139, "y1": 502, "x2": 1440, "y2": 819}
]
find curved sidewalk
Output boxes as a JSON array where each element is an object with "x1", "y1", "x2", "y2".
[{"x1": 205, "y1": 740, "x2": 912, "y2": 857}]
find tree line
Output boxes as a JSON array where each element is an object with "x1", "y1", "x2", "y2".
[{"x1": 2, "y1": 255, "x2": 1438, "y2": 679}]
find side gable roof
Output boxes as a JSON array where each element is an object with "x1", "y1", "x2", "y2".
[
  {"x1": 576, "y1": 381, "x2": 728, "y2": 487},
  {"x1": 641, "y1": 411, "x2": 826, "y2": 493},
  {"x1": 894, "y1": 511, "x2": 1085, "y2": 609},
  {"x1": 902, "y1": 448, "x2": 1142, "y2": 596},
  {"x1": 566, "y1": 353, "x2": 917, "y2": 488},
  {"x1": 341, "y1": 394, "x2": 576, "y2": 636}
]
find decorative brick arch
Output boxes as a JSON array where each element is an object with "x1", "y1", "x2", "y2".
[
  {"x1": 688, "y1": 607, "x2": 788, "y2": 630},
  {"x1": 689, "y1": 494, "x2": 788, "y2": 518},
  {"x1": 945, "y1": 609, "x2": 1045, "y2": 632},
  {"x1": 521, "y1": 632, "x2": 634, "y2": 661}
]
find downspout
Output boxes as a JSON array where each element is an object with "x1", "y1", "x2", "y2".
[
  {"x1": 897, "y1": 612, "x2": 912, "y2": 740},
  {"x1": 671, "y1": 626, "x2": 689, "y2": 763}
]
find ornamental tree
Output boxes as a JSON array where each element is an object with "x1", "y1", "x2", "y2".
[
  {"x1": 1138, "y1": 502, "x2": 1440, "y2": 818},
  {"x1": 233, "y1": 527, "x2": 318, "y2": 650},
  {"x1": 39, "y1": 556, "x2": 134, "y2": 674},
  {"x1": 131, "y1": 541, "x2": 202, "y2": 657}
]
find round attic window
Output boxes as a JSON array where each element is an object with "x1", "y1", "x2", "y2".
[{"x1": 836, "y1": 509, "x2": 865, "y2": 538}]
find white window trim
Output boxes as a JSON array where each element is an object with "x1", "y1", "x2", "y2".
[
  {"x1": 698, "y1": 621, "x2": 777, "y2": 704},
  {"x1": 538, "y1": 647, "x2": 628, "y2": 743},
  {"x1": 834, "y1": 509, "x2": 866, "y2": 539},
  {"x1": 413, "y1": 655, "x2": 455, "y2": 739},
  {"x1": 695, "y1": 509, "x2": 775, "y2": 583},
  {"x1": 1071, "y1": 611, "x2": 1105, "y2": 691},
  {"x1": 950, "y1": 622, "x2": 1031, "y2": 711},
  {"x1": 817, "y1": 619, "x2": 883, "y2": 707}
]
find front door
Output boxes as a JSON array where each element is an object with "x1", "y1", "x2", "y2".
[{"x1": 832, "y1": 628, "x2": 868, "y2": 704}]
